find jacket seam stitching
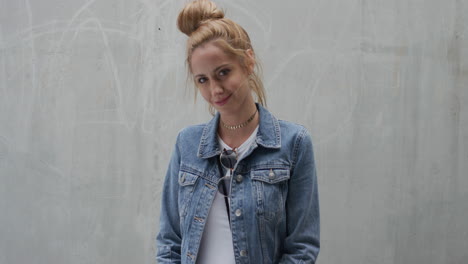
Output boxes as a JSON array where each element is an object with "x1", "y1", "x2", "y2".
[{"x1": 291, "y1": 127, "x2": 307, "y2": 172}]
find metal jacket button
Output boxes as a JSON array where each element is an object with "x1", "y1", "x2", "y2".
[
  {"x1": 240, "y1": 250, "x2": 247, "y2": 257},
  {"x1": 236, "y1": 174, "x2": 243, "y2": 183},
  {"x1": 268, "y1": 169, "x2": 275, "y2": 179},
  {"x1": 235, "y1": 209, "x2": 242, "y2": 217}
]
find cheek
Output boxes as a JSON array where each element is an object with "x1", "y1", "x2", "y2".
[
  {"x1": 231, "y1": 77, "x2": 248, "y2": 92},
  {"x1": 226, "y1": 76, "x2": 242, "y2": 89}
]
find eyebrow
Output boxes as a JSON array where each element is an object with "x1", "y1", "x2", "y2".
[{"x1": 194, "y1": 64, "x2": 231, "y2": 78}]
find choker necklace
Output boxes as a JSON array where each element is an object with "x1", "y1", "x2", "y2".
[{"x1": 221, "y1": 108, "x2": 258, "y2": 130}]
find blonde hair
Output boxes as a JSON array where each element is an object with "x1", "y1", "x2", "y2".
[{"x1": 177, "y1": 0, "x2": 266, "y2": 114}]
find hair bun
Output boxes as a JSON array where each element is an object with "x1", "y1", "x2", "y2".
[{"x1": 177, "y1": 0, "x2": 224, "y2": 36}]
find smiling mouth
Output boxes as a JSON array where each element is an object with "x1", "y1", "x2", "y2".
[{"x1": 214, "y1": 94, "x2": 231, "y2": 106}]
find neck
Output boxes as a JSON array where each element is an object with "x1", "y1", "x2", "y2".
[{"x1": 218, "y1": 104, "x2": 259, "y2": 148}]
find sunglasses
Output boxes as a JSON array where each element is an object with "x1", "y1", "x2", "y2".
[{"x1": 217, "y1": 148, "x2": 238, "y2": 197}]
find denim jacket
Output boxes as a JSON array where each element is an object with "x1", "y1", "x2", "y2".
[{"x1": 156, "y1": 104, "x2": 320, "y2": 264}]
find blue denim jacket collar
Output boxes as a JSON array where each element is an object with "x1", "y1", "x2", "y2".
[{"x1": 197, "y1": 104, "x2": 281, "y2": 159}]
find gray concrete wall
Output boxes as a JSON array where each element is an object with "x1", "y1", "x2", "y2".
[{"x1": 1, "y1": 0, "x2": 467, "y2": 263}]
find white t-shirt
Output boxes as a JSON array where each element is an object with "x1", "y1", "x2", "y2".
[{"x1": 196, "y1": 126, "x2": 259, "y2": 264}]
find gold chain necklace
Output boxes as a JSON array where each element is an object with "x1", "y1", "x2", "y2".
[{"x1": 221, "y1": 108, "x2": 258, "y2": 130}]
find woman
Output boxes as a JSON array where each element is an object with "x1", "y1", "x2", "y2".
[{"x1": 156, "y1": 0, "x2": 320, "y2": 263}]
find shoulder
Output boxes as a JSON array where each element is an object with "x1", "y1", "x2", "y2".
[
  {"x1": 178, "y1": 123, "x2": 205, "y2": 138},
  {"x1": 277, "y1": 119, "x2": 312, "y2": 144},
  {"x1": 276, "y1": 119, "x2": 315, "y2": 164},
  {"x1": 278, "y1": 119, "x2": 308, "y2": 134},
  {"x1": 175, "y1": 123, "x2": 206, "y2": 146}
]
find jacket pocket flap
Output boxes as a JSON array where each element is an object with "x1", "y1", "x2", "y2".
[
  {"x1": 251, "y1": 168, "x2": 290, "y2": 184},
  {"x1": 178, "y1": 171, "x2": 198, "y2": 186}
]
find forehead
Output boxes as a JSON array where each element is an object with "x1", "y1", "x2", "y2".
[{"x1": 191, "y1": 42, "x2": 237, "y2": 74}]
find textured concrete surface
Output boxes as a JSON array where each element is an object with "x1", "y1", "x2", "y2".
[{"x1": 1, "y1": 0, "x2": 467, "y2": 263}]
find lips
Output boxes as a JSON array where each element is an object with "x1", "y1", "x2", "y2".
[{"x1": 214, "y1": 94, "x2": 231, "y2": 106}]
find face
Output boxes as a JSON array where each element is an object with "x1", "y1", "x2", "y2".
[{"x1": 190, "y1": 41, "x2": 255, "y2": 116}]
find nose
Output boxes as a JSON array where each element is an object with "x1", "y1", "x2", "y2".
[{"x1": 209, "y1": 79, "x2": 223, "y2": 96}]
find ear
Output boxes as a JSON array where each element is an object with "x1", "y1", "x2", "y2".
[{"x1": 245, "y1": 49, "x2": 255, "y2": 74}]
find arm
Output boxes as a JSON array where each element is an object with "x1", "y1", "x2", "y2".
[
  {"x1": 280, "y1": 128, "x2": 320, "y2": 264},
  {"x1": 156, "y1": 134, "x2": 182, "y2": 263}
]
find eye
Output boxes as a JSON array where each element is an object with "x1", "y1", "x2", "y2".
[
  {"x1": 218, "y1": 69, "x2": 230, "y2": 77},
  {"x1": 197, "y1": 77, "x2": 207, "y2": 84}
]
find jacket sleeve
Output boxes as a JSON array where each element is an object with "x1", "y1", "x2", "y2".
[
  {"x1": 156, "y1": 134, "x2": 182, "y2": 263},
  {"x1": 280, "y1": 128, "x2": 320, "y2": 264}
]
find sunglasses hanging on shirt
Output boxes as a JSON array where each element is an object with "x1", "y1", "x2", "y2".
[{"x1": 217, "y1": 148, "x2": 237, "y2": 197}]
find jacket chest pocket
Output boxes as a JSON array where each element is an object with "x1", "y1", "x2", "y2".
[
  {"x1": 251, "y1": 168, "x2": 290, "y2": 222},
  {"x1": 178, "y1": 170, "x2": 199, "y2": 219}
]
